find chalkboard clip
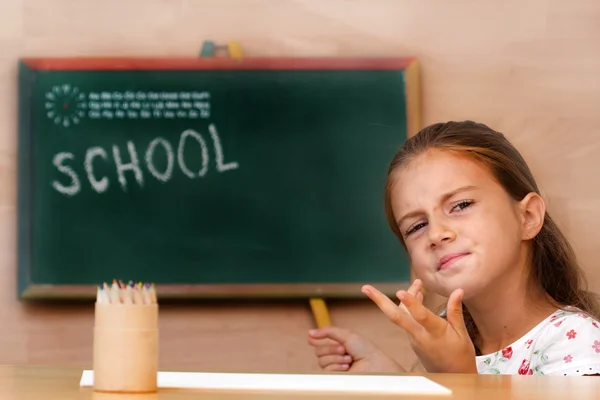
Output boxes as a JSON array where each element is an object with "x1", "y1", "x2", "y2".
[
  {"x1": 200, "y1": 40, "x2": 244, "y2": 60},
  {"x1": 199, "y1": 40, "x2": 216, "y2": 58},
  {"x1": 227, "y1": 41, "x2": 244, "y2": 60}
]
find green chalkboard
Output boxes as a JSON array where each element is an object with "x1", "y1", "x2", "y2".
[{"x1": 17, "y1": 57, "x2": 421, "y2": 299}]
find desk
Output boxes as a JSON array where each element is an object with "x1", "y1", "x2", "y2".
[{"x1": 0, "y1": 365, "x2": 598, "y2": 399}]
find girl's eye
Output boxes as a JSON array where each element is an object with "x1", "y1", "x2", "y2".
[
  {"x1": 451, "y1": 200, "x2": 473, "y2": 212},
  {"x1": 405, "y1": 221, "x2": 427, "y2": 236}
]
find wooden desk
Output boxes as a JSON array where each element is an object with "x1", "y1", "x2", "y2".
[{"x1": 0, "y1": 365, "x2": 598, "y2": 399}]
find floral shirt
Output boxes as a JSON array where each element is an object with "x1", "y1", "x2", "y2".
[{"x1": 476, "y1": 308, "x2": 600, "y2": 375}]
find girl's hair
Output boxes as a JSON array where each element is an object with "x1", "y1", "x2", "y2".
[{"x1": 384, "y1": 120, "x2": 600, "y2": 352}]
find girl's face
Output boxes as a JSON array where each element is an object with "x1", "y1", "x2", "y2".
[{"x1": 390, "y1": 149, "x2": 533, "y2": 299}]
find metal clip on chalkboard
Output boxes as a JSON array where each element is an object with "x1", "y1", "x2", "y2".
[
  {"x1": 198, "y1": 40, "x2": 332, "y2": 329},
  {"x1": 200, "y1": 40, "x2": 243, "y2": 59}
]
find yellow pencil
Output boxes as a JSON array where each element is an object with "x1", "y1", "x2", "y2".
[{"x1": 309, "y1": 298, "x2": 332, "y2": 328}]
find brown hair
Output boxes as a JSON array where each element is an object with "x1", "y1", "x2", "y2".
[{"x1": 384, "y1": 120, "x2": 600, "y2": 352}]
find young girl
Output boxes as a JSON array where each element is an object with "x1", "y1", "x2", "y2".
[{"x1": 308, "y1": 121, "x2": 600, "y2": 376}]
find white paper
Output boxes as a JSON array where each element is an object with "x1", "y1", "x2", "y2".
[{"x1": 80, "y1": 370, "x2": 451, "y2": 395}]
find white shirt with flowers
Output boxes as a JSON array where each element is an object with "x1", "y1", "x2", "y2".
[{"x1": 476, "y1": 308, "x2": 600, "y2": 375}]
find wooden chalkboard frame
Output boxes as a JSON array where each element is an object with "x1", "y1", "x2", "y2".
[{"x1": 17, "y1": 57, "x2": 421, "y2": 300}]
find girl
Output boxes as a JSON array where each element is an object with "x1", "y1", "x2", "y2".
[{"x1": 308, "y1": 121, "x2": 600, "y2": 376}]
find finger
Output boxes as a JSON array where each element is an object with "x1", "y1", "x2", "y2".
[
  {"x1": 307, "y1": 336, "x2": 341, "y2": 348},
  {"x1": 323, "y1": 364, "x2": 350, "y2": 372},
  {"x1": 314, "y1": 345, "x2": 346, "y2": 357},
  {"x1": 362, "y1": 285, "x2": 422, "y2": 334},
  {"x1": 416, "y1": 291, "x2": 424, "y2": 303},
  {"x1": 398, "y1": 290, "x2": 444, "y2": 334},
  {"x1": 446, "y1": 288, "x2": 467, "y2": 335},
  {"x1": 397, "y1": 279, "x2": 423, "y2": 312},
  {"x1": 318, "y1": 354, "x2": 353, "y2": 368},
  {"x1": 363, "y1": 285, "x2": 400, "y2": 316},
  {"x1": 407, "y1": 279, "x2": 423, "y2": 298},
  {"x1": 308, "y1": 326, "x2": 353, "y2": 345}
]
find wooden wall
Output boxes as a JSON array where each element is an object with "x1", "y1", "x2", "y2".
[{"x1": 1, "y1": 0, "x2": 599, "y2": 371}]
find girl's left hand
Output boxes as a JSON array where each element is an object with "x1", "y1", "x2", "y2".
[{"x1": 362, "y1": 280, "x2": 477, "y2": 374}]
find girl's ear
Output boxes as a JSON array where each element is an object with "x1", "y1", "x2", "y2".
[{"x1": 518, "y1": 192, "x2": 546, "y2": 240}]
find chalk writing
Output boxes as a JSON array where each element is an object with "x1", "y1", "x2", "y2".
[
  {"x1": 45, "y1": 88, "x2": 212, "y2": 126},
  {"x1": 85, "y1": 91, "x2": 211, "y2": 120},
  {"x1": 51, "y1": 124, "x2": 239, "y2": 196}
]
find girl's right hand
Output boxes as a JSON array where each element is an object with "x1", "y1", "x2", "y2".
[
  {"x1": 308, "y1": 326, "x2": 405, "y2": 373},
  {"x1": 307, "y1": 279, "x2": 424, "y2": 373}
]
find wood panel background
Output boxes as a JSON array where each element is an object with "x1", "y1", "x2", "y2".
[{"x1": 0, "y1": 0, "x2": 599, "y2": 371}]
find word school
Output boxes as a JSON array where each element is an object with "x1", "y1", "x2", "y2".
[{"x1": 52, "y1": 124, "x2": 239, "y2": 196}]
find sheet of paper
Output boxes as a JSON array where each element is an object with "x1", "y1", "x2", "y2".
[{"x1": 80, "y1": 370, "x2": 452, "y2": 395}]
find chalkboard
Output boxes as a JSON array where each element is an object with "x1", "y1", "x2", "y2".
[{"x1": 17, "y1": 57, "x2": 421, "y2": 300}]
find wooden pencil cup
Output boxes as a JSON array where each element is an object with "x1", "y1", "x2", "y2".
[
  {"x1": 93, "y1": 303, "x2": 159, "y2": 393},
  {"x1": 93, "y1": 393, "x2": 158, "y2": 400}
]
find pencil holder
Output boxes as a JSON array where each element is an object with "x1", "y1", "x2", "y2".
[
  {"x1": 93, "y1": 303, "x2": 159, "y2": 393},
  {"x1": 93, "y1": 392, "x2": 158, "y2": 400}
]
